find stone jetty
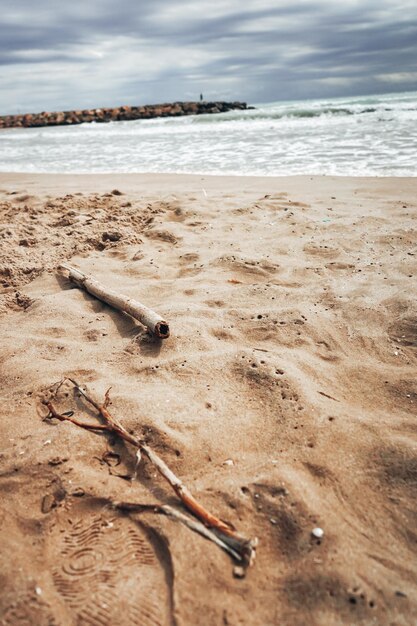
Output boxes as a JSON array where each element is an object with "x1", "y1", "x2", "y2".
[{"x1": 0, "y1": 101, "x2": 248, "y2": 129}]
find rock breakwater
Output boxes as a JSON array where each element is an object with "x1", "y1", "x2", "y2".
[{"x1": 0, "y1": 101, "x2": 248, "y2": 129}]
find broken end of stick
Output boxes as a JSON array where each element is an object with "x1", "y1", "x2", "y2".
[
  {"x1": 114, "y1": 498, "x2": 257, "y2": 567},
  {"x1": 223, "y1": 534, "x2": 258, "y2": 568},
  {"x1": 244, "y1": 536, "x2": 258, "y2": 567},
  {"x1": 58, "y1": 263, "x2": 85, "y2": 285},
  {"x1": 154, "y1": 320, "x2": 170, "y2": 339}
]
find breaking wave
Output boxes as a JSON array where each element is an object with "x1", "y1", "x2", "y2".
[{"x1": 0, "y1": 90, "x2": 416, "y2": 176}]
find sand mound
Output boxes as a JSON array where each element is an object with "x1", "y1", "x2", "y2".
[{"x1": 0, "y1": 189, "x2": 161, "y2": 312}]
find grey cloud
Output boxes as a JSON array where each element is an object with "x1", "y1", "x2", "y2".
[{"x1": 0, "y1": 0, "x2": 416, "y2": 114}]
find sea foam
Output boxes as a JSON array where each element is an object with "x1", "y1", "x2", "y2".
[{"x1": 0, "y1": 91, "x2": 416, "y2": 176}]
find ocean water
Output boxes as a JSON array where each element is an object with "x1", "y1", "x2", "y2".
[{"x1": 0, "y1": 91, "x2": 416, "y2": 176}]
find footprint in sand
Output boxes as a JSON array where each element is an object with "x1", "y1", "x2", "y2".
[
  {"x1": 145, "y1": 229, "x2": 179, "y2": 245},
  {"x1": 164, "y1": 205, "x2": 188, "y2": 222},
  {"x1": 388, "y1": 316, "x2": 417, "y2": 348},
  {"x1": 243, "y1": 482, "x2": 315, "y2": 560},
  {"x1": 303, "y1": 244, "x2": 340, "y2": 259},
  {"x1": 47, "y1": 501, "x2": 173, "y2": 626},
  {"x1": 213, "y1": 255, "x2": 279, "y2": 279},
  {"x1": 325, "y1": 262, "x2": 355, "y2": 271},
  {"x1": 177, "y1": 252, "x2": 202, "y2": 277},
  {"x1": 2, "y1": 593, "x2": 57, "y2": 626}
]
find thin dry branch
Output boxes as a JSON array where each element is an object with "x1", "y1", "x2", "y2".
[
  {"x1": 43, "y1": 378, "x2": 257, "y2": 566},
  {"x1": 112, "y1": 501, "x2": 245, "y2": 562},
  {"x1": 59, "y1": 263, "x2": 169, "y2": 339},
  {"x1": 45, "y1": 402, "x2": 108, "y2": 431}
]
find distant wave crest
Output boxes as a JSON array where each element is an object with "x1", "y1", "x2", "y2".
[{"x1": 193, "y1": 106, "x2": 407, "y2": 123}]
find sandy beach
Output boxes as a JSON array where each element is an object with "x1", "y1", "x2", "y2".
[{"x1": 0, "y1": 172, "x2": 416, "y2": 625}]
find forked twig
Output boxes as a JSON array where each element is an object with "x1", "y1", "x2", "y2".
[{"x1": 43, "y1": 378, "x2": 257, "y2": 566}]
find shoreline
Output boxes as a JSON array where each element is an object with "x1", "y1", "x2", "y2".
[{"x1": 1, "y1": 170, "x2": 416, "y2": 192}]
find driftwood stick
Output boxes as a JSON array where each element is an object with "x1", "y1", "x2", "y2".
[
  {"x1": 59, "y1": 263, "x2": 169, "y2": 339},
  {"x1": 112, "y1": 501, "x2": 244, "y2": 561},
  {"x1": 44, "y1": 378, "x2": 257, "y2": 566}
]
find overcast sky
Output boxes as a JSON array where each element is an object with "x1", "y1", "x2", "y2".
[{"x1": 1, "y1": 0, "x2": 417, "y2": 114}]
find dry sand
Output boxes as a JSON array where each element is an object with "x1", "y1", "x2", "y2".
[{"x1": 0, "y1": 173, "x2": 416, "y2": 626}]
